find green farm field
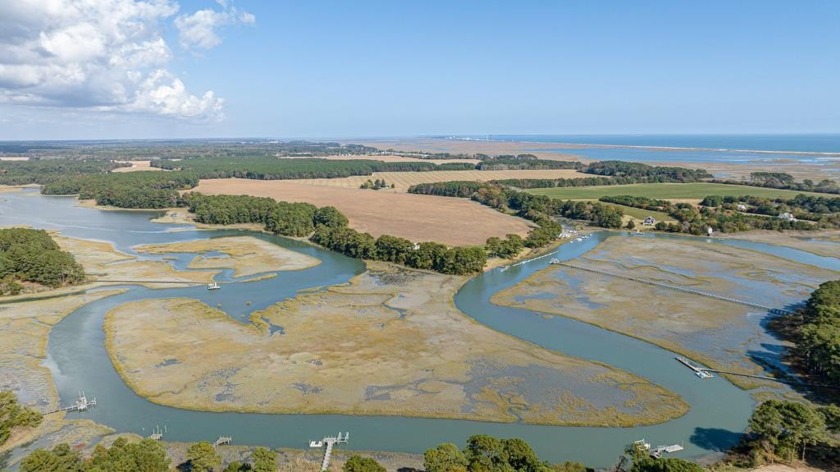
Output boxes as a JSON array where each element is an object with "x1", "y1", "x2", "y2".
[{"x1": 527, "y1": 182, "x2": 823, "y2": 201}]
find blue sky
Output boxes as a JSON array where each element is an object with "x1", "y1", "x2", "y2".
[{"x1": 1, "y1": 1, "x2": 838, "y2": 139}]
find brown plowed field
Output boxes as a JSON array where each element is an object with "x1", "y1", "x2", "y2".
[{"x1": 192, "y1": 178, "x2": 533, "y2": 246}]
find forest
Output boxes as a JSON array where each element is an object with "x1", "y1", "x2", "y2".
[
  {"x1": 0, "y1": 158, "x2": 125, "y2": 185},
  {"x1": 0, "y1": 228, "x2": 86, "y2": 295},
  {"x1": 493, "y1": 161, "x2": 713, "y2": 189},
  {"x1": 150, "y1": 156, "x2": 475, "y2": 179},
  {"x1": 42, "y1": 172, "x2": 198, "y2": 209}
]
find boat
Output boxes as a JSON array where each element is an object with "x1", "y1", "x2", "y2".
[
  {"x1": 207, "y1": 282, "x2": 221, "y2": 290},
  {"x1": 308, "y1": 440, "x2": 323, "y2": 448},
  {"x1": 549, "y1": 258, "x2": 560, "y2": 265}
]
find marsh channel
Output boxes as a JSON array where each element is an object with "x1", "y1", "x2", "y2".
[{"x1": 3, "y1": 189, "x2": 838, "y2": 467}]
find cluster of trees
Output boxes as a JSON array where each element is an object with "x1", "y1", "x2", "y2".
[
  {"x1": 600, "y1": 195, "x2": 671, "y2": 213},
  {"x1": 359, "y1": 178, "x2": 393, "y2": 190},
  {"x1": 186, "y1": 193, "x2": 347, "y2": 237},
  {"x1": 583, "y1": 161, "x2": 713, "y2": 182},
  {"x1": 42, "y1": 172, "x2": 198, "y2": 209},
  {"x1": 486, "y1": 234, "x2": 525, "y2": 258},
  {"x1": 601, "y1": 193, "x2": 837, "y2": 234},
  {"x1": 408, "y1": 181, "x2": 624, "y2": 230},
  {"x1": 700, "y1": 194, "x2": 840, "y2": 226},
  {"x1": 742, "y1": 399, "x2": 839, "y2": 465},
  {"x1": 151, "y1": 156, "x2": 474, "y2": 179},
  {"x1": 776, "y1": 280, "x2": 840, "y2": 388},
  {"x1": 650, "y1": 204, "x2": 817, "y2": 235},
  {"x1": 476, "y1": 155, "x2": 583, "y2": 171},
  {"x1": 0, "y1": 228, "x2": 85, "y2": 294},
  {"x1": 423, "y1": 434, "x2": 573, "y2": 472},
  {"x1": 19, "y1": 438, "x2": 279, "y2": 472},
  {"x1": 1, "y1": 390, "x2": 42, "y2": 445},
  {"x1": 311, "y1": 226, "x2": 487, "y2": 275},
  {"x1": 0, "y1": 158, "x2": 125, "y2": 185}
]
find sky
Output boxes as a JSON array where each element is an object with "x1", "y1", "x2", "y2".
[{"x1": 1, "y1": 1, "x2": 839, "y2": 140}]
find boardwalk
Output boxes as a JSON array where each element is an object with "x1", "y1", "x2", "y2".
[{"x1": 555, "y1": 262, "x2": 794, "y2": 316}]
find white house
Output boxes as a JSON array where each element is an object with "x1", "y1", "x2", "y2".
[{"x1": 643, "y1": 216, "x2": 656, "y2": 226}]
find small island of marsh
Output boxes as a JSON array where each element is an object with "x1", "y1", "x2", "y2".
[
  {"x1": 103, "y1": 262, "x2": 688, "y2": 427},
  {"x1": 134, "y1": 236, "x2": 321, "y2": 277}
]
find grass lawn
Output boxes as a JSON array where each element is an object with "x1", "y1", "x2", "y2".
[
  {"x1": 607, "y1": 204, "x2": 673, "y2": 222},
  {"x1": 527, "y1": 182, "x2": 822, "y2": 200}
]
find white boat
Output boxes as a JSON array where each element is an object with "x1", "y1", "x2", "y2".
[
  {"x1": 308, "y1": 440, "x2": 323, "y2": 448},
  {"x1": 207, "y1": 282, "x2": 220, "y2": 290}
]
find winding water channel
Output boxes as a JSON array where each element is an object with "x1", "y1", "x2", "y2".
[{"x1": 3, "y1": 189, "x2": 838, "y2": 467}]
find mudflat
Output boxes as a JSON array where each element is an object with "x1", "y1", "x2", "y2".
[
  {"x1": 135, "y1": 236, "x2": 321, "y2": 277},
  {"x1": 104, "y1": 263, "x2": 688, "y2": 426},
  {"x1": 492, "y1": 236, "x2": 838, "y2": 387}
]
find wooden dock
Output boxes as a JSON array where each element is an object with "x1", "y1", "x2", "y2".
[
  {"x1": 555, "y1": 262, "x2": 794, "y2": 316},
  {"x1": 50, "y1": 391, "x2": 96, "y2": 414},
  {"x1": 675, "y1": 356, "x2": 714, "y2": 379},
  {"x1": 309, "y1": 432, "x2": 349, "y2": 471}
]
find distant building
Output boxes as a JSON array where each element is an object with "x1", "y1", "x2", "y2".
[
  {"x1": 778, "y1": 212, "x2": 797, "y2": 222},
  {"x1": 736, "y1": 204, "x2": 747, "y2": 211},
  {"x1": 643, "y1": 216, "x2": 656, "y2": 226}
]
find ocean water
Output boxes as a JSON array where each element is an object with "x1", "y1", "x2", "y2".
[
  {"x1": 443, "y1": 135, "x2": 840, "y2": 172},
  {"x1": 471, "y1": 134, "x2": 840, "y2": 153}
]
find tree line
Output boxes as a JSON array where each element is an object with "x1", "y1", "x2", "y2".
[
  {"x1": 150, "y1": 156, "x2": 475, "y2": 179},
  {"x1": 186, "y1": 193, "x2": 489, "y2": 275},
  {"x1": 773, "y1": 280, "x2": 840, "y2": 389},
  {"x1": 408, "y1": 181, "x2": 625, "y2": 229},
  {"x1": 0, "y1": 228, "x2": 85, "y2": 295},
  {"x1": 710, "y1": 172, "x2": 840, "y2": 195},
  {"x1": 600, "y1": 194, "x2": 840, "y2": 234},
  {"x1": 700, "y1": 194, "x2": 840, "y2": 226},
  {"x1": 476, "y1": 155, "x2": 583, "y2": 171}
]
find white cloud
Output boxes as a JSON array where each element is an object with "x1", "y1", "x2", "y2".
[
  {"x1": 0, "y1": 0, "x2": 254, "y2": 121},
  {"x1": 175, "y1": 1, "x2": 256, "y2": 50}
]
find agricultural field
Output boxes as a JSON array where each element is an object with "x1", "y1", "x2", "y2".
[
  {"x1": 104, "y1": 262, "x2": 688, "y2": 426},
  {"x1": 286, "y1": 169, "x2": 587, "y2": 192},
  {"x1": 192, "y1": 178, "x2": 534, "y2": 246},
  {"x1": 527, "y1": 182, "x2": 824, "y2": 201}
]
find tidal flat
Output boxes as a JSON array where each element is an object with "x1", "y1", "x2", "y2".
[
  {"x1": 134, "y1": 236, "x2": 321, "y2": 277},
  {"x1": 492, "y1": 235, "x2": 838, "y2": 389},
  {"x1": 103, "y1": 262, "x2": 688, "y2": 427}
]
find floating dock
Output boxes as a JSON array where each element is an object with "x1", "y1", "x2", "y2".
[
  {"x1": 632, "y1": 439, "x2": 684, "y2": 459},
  {"x1": 675, "y1": 356, "x2": 714, "y2": 379},
  {"x1": 309, "y1": 432, "x2": 349, "y2": 471}
]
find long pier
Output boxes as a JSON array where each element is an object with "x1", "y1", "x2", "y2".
[{"x1": 555, "y1": 262, "x2": 794, "y2": 316}]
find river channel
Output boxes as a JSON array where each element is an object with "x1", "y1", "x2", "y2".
[{"x1": 2, "y1": 189, "x2": 838, "y2": 467}]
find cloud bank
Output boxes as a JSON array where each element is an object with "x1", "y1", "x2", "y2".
[{"x1": 0, "y1": 0, "x2": 254, "y2": 120}]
